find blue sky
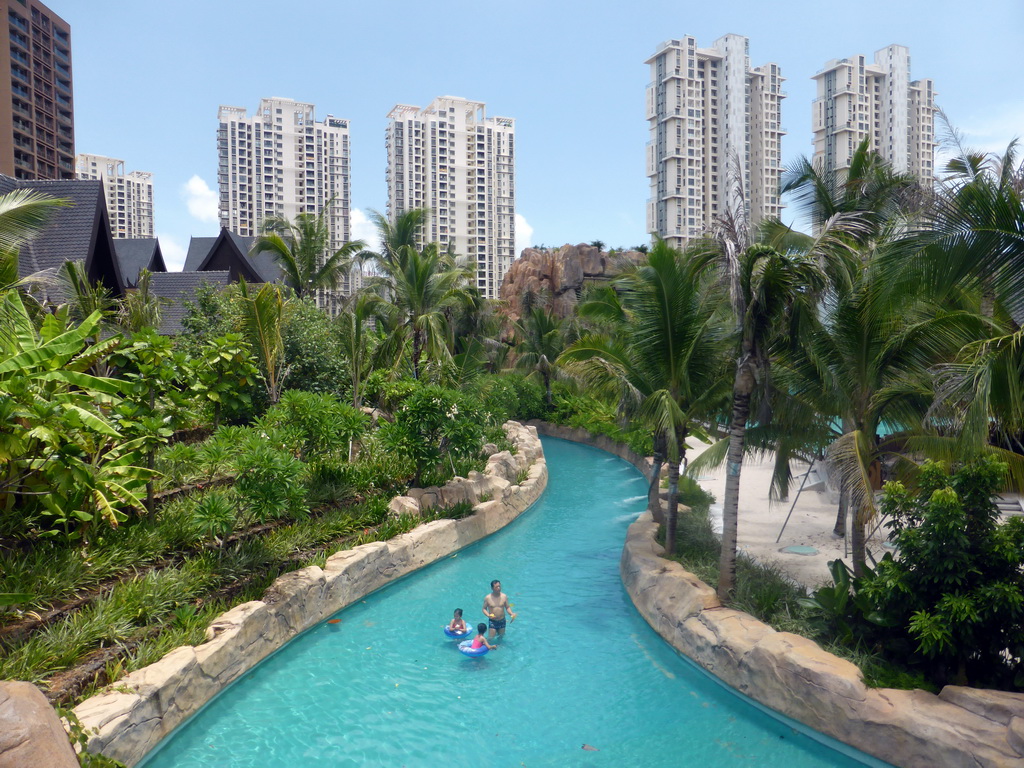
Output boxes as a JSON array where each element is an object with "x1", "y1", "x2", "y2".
[{"x1": 59, "y1": 0, "x2": 1023, "y2": 270}]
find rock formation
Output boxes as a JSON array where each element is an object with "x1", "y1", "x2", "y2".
[
  {"x1": 0, "y1": 682, "x2": 78, "y2": 768},
  {"x1": 499, "y1": 244, "x2": 644, "y2": 320}
]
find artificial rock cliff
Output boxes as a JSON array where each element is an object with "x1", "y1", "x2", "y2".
[{"x1": 499, "y1": 244, "x2": 644, "y2": 320}]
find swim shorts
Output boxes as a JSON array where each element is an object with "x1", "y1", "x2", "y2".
[{"x1": 488, "y1": 617, "x2": 507, "y2": 631}]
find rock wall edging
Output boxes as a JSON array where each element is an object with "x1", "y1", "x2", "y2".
[
  {"x1": 71, "y1": 421, "x2": 547, "y2": 767},
  {"x1": 531, "y1": 423, "x2": 1024, "y2": 768}
]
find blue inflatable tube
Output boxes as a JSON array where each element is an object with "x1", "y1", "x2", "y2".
[
  {"x1": 458, "y1": 639, "x2": 489, "y2": 657},
  {"x1": 444, "y1": 626, "x2": 472, "y2": 639}
]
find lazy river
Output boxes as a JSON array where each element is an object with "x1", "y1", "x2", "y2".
[{"x1": 140, "y1": 437, "x2": 886, "y2": 767}]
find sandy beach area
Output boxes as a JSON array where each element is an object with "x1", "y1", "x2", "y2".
[{"x1": 685, "y1": 438, "x2": 891, "y2": 589}]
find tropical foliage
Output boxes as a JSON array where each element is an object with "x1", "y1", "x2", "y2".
[
  {"x1": 560, "y1": 240, "x2": 729, "y2": 554},
  {"x1": 251, "y1": 206, "x2": 365, "y2": 299},
  {"x1": 2, "y1": 123, "x2": 1024, "y2": 728}
]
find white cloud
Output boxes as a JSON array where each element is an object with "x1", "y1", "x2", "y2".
[
  {"x1": 157, "y1": 232, "x2": 187, "y2": 271},
  {"x1": 351, "y1": 208, "x2": 378, "y2": 249},
  {"x1": 515, "y1": 213, "x2": 533, "y2": 258},
  {"x1": 182, "y1": 175, "x2": 219, "y2": 224}
]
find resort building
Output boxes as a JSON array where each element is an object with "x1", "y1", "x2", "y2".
[
  {"x1": 76, "y1": 154, "x2": 155, "y2": 239},
  {"x1": 217, "y1": 97, "x2": 356, "y2": 305},
  {"x1": 812, "y1": 44, "x2": 936, "y2": 184},
  {"x1": 646, "y1": 34, "x2": 785, "y2": 250},
  {"x1": 386, "y1": 96, "x2": 516, "y2": 299},
  {"x1": 0, "y1": 0, "x2": 74, "y2": 180}
]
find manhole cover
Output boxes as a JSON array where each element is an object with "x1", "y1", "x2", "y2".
[{"x1": 780, "y1": 545, "x2": 818, "y2": 556}]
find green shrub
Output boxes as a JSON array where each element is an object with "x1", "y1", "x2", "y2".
[
  {"x1": 547, "y1": 383, "x2": 653, "y2": 455},
  {"x1": 362, "y1": 371, "x2": 417, "y2": 413},
  {"x1": 381, "y1": 383, "x2": 485, "y2": 486},
  {"x1": 196, "y1": 439, "x2": 233, "y2": 479},
  {"x1": 430, "y1": 500, "x2": 476, "y2": 520},
  {"x1": 265, "y1": 390, "x2": 368, "y2": 460},
  {"x1": 473, "y1": 374, "x2": 546, "y2": 422},
  {"x1": 190, "y1": 489, "x2": 236, "y2": 542},
  {"x1": 233, "y1": 440, "x2": 307, "y2": 523},
  {"x1": 831, "y1": 458, "x2": 1024, "y2": 689},
  {"x1": 156, "y1": 443, "x2": 200, "y2": 488},
  {"x1": 281, "y1": 298, "x2": 350, "y2": 397}
]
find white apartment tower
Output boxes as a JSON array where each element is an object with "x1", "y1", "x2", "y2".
[
  {"x1": 812, "y1": 45, "x2": 936, "y2": 184},
  {"x1": 386, "y1": 96, "x2": 515, "y2": 299},
  {"x1": 217, "y1": 97, "x2": 356, "y2": 298},
  {"x1": 646, "y1": 34, "x2": 785, "y2": 250},
  {"x1": 75, "y1": 154, "x2": 154, "y2": 238}
]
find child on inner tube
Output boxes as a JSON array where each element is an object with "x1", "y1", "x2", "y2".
[
  {"x1": 470, "y1": 623, "x2": 497, "y2": 651},
  {"x1": 448, "y1": 608, "x2": 467, "y2": 633}
]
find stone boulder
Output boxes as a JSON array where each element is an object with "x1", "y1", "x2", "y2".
[
  {"x1": 0, "y1": 682, "x2": 78, "y2": 768},
  {"x1": 499, "y1": 244, "x2": 645, "y2": 321}
]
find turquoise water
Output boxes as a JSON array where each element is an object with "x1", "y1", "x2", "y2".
[{"x1": 140, "y1": 438, "x2": 885, "y2": 768}]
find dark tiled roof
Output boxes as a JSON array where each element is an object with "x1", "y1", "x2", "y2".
[
  {"x1": 149, "y1": 271, "x2": 231, "y2": 335},
  {"x1": 228, "y1": 230, "x2": 283, "y2": 283},
  {"x1": 246, "y1": 247, "x2": 283, "y2": 283},
  {"x1": 112, "y1": 238, "x2": 165, "y2": 286},
  {"x1": 183, "y1": 236, "x2": 217, "y2": 271},
  {"x1": 0, "y1": 176, "x2": 119, "y2": 289},
  {"x1": 183, "y1": 228, "x2": 282, "y2": 284}
]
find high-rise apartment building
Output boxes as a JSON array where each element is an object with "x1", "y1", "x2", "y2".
[
  {"x1": 76, "y1": 154, "x2": 154, "y2": 239},
  {"x1": 217, "y1": 97, "x2": 355, "y2": 299},
  {"x1": 812, "y1": 44, "x2": 936, "y2": 184},
  {"x1": 0, "y1": 0, "x2": 74, "y2": 180},
  {"x1": 386, "y1": 96, "x2": 515, "y2": 299},
  {"x1": 646, "y1": 34, "x2": 784, "y2": 250}
]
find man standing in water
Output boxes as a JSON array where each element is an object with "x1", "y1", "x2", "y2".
[{"x1": 483, "y1": 579, "x2": 516, "y2": 639}]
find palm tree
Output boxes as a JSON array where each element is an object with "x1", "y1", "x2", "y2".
[
  {"x1": 765, "y1": 147, "x2": 954, "y2": 573},
  {"x1": 446, "y1": 285, "x2": 507, "y2": 383},
  {"x1": 251, "y1": 207, "x2": 365, "y2": 300},
  {"x1": 510, "y1": 306, "x2": 566, "y2": 408},
  {"x1": 58, "y1": 259, "x2": 117, "y2": 330},
  {"x1": 0, "y1": 189, "x2": 68, "y2": 284},
  {"x1": 920, "y1": 133, "x2": 1023, "y2": 309},
  {"x1": 336, "y1": 292, "x2": 385, "y2": 408},
  {"x1": 370, "y1": 241, "x2": 473, "y2": 380},
  {"x1": 366, "y1": 208, "x2": 430, "y2": 266},
  {"x1": 0, "y1": 189, "x2": 67, "y2": 327},
  {"x1": 117, "y1": 268, "x2": 167, "y2": 332},
  {"x1": 781, "y1": 137, "x2": 923, "y2": 238},
  {"x1": 560, "y1": 240, "x2": 730, "y2": 555},
  {"x1": 365, "y1": 208, "x2": 473, "y2": 380},
  {"x1": 906, "y1": 134, "x2": 1024, "y2": 484},
  {"x1": 711, "y1": 242, "x2": 823, "y2": 599},
  {"x1": 774, "y1": 238, "x2": 984, "y2": 574},
  {"x1": 238, "y1": 280, "x2": 290, "y2": 404}
]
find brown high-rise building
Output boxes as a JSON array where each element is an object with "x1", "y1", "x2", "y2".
[{"x1": 0, "y1": 0, "x2": 73, "y2": 180}]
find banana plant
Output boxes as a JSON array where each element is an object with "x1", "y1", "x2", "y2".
[{"x1": 0, "y1": 289, "x2": 154, "y2": 541}]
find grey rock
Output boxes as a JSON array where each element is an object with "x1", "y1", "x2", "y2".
[{"x1": 0, "y1": 682, "x2": 78, "y2": 768}]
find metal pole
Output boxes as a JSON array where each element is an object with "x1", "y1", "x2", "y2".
[{"x1": 776, "y1": 460, "x2": 815, "y2": 544}]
